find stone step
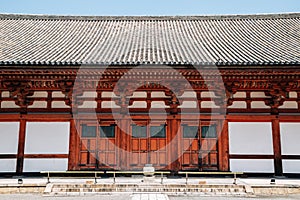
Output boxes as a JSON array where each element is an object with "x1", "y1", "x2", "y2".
[{"x1": 46, "y1": 183, "x2": 249, "y2": 196}]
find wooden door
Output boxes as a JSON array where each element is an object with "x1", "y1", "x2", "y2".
[
  {"x1": 130, "y1": 123, "x2": 167, "y2": 169},
  {"x1": 79, "y1": 124, "x2": 97, "y2": 168},
  {"x1": 199, "y1": 125, "x2": 218, "y2": 171},
  {"x1": 98, "y1": 125, "x2": 118, "y2": 168},
  {"x1": 181, "y1": 123, "x2": 219, "y2": 171},
  {"x1": 79, "y1": 123, "x2": 118, "y2": 170}
]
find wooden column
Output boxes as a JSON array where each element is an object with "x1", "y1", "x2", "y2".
[
  {"x1": 16, "y1": 119, "x2": 26, "y2": 174},
  {"x1": 272, "y1": 118, "x2": 283, "y2": 176},
  {"x1": 119, "y1": 117, "x2": 129, "y2": 170},
  {"x1": 219, "y1": 119, "x2": 229, "y2": 171},
  {"x1": 68, "y1": 119, "x2": 78, "y2": 170},
  {"x1": 169, "y1": 116, "x2": 180, "y2": 172}
]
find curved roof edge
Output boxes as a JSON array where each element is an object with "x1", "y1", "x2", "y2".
[{"x1": 0, "y1": 12, "x2": 299, "y2": 21}]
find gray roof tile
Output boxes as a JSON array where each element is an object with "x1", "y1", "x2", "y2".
[{"x1": 0, "y1": 13, "x2": 299, "y2": 66}]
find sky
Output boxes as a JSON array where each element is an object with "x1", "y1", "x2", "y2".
[{"x1": 0, "y1": 0, "x2": 299, "y2": 16}]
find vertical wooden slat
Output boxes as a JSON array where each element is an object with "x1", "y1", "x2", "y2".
[
  {"x1": 68, "y1": 119, "x2": 77, "y2": 170},
  {"x1": 272, "y1": 118, "x2": 283, "y2": 176},
  {"x1": 16, "y1": 119, "x2": 26, "y2": 174},
  {"x1": 220, "y1": 119, "x2": 229, "y2": 171},
  {"x1": 119, "y1": 118, "x2": 128, "y2": 170},
  {"x1": 170, "y1": 116, "x2": 180, "y2": 172}
]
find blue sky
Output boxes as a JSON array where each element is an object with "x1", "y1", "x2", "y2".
[{"x1": 0, "y1": 0, "x2": 299, "y2": 16}]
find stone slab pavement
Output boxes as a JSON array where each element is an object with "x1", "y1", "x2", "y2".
[{"x1": 1, "y1": 176, "x2": 300, "y2": 186}]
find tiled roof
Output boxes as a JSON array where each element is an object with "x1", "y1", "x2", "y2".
[{"x1": 0, "y1": 13, "x2": 299, "y2": 66}]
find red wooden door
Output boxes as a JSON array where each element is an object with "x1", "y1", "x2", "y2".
[
  {"x1": 130, "y1": 123, "x2": 167, "y2": 169},
  {"x1": 181, "y1": 123, "x2": 219, "y2": 171},
  {"x1": 79, "y1": 123, "x2": 118, "y2": 170}
]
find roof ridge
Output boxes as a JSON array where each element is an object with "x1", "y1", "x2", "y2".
[{"x1": 0, "y1": 12, "x2": 299, "y2": 21}]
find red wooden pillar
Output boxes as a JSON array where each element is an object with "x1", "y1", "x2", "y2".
[
  {"x1": 169, "y1": 116, "x2": 180, "y2": 172},
  {"x1": 118, "y1": 117, "x2": 129, "y2": 170},
  {"x1": 219, "y1": 119, "x2": 229, "y2": 171},
  {"x1": 68, "y1": 119, "x2": 78, "y2": 170},
  {"x1": 16, "y1": 119, "x2": 26, "y2": 174},
  {"x1": 272, "y1": 118, "x2": 283, "y2": 176}
]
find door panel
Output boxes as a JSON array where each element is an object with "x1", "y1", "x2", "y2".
[
  {"x1": 130, "y1": 124, "x2": 167, "y2": 169},
  {"x1": 181, "y1": 124, "x2": 219, "y2": 171},
  {"x1": 79, "y1": 123, "x2": 117, "y2": 169}
]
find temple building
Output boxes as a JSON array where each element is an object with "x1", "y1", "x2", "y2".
[{"x1": 0, "y1": 13, "x2": 299, "y2": 175}]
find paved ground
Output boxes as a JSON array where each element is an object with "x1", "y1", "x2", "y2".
[
  {"x1": 2, "y1": 176, "x2": 300, "y2": 186},
  {"x1": 0, "y1": 194, "x2": 300, "y2": 200}
]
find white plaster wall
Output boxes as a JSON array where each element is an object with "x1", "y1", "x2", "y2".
[
  {"x1": 130, "y1": 92, "x2": 147, "y2": 98},
  {"x1": 30, "y1": 92, "x2": 48, "y2": 98},
  {"x1": 289, "y1": 92, "x2": 297, "y2": 98},
  {"x1": 180, "y1": 91, "x2": 197, "y2": 98},
  {"x1": 0, "y1": 122, "x2": 19, "y2": 154},
  {"x1": 251, "y1": 92, "x2": 267, "y2": 98},
  {"x1": 1, "y1": 101, "x2": 20, "y2": 108},
  {"x1": 78, "y1": 101, "x2": 97, "y2": 108},
  {"x1": 101, "y1": 101, "x2": 120, "y2": 108},
  {"x1": 230, "y1": 159, "x2": 274, "y2": 173},
  {"x1": 178, "y1": 101, "x2": 197, "y2": 108},
  {"x1": 1, "y1": 91, "x2": 10, "y2": 98},
  {"x1": 228, "y1": 101, "x2": 247, "y2": 109},
  {"x1": 151, "y1": 101, "x2": 169, "y2": 108},
  {"x1": 201, "y1": 101, "x2": 220, "y2": 108},
  {"x1": 81, "y1": 92, "x2": 97, "y2": 98},
  {"x1": 23, "y1": 158, "x2": 68, "y2": 172},
  {"x1": 282, "y1": 160, "x2": 300, "y2": 173},
  {"x1": 102, "y1": 92, "x2": 117, "y2": 98},
  {"x1": 279, "y1": 101, "x2": 298, "y2": 109},
  {"x1": 229, "y1": 122, "x2": 273, "y2": 155},
  {"x1": 52, "y1": 91, "x2": 65, "y2": 98},
  {"x1": 51, "y1": 101, "x2": 70, "y2": 108},
  {"x1": 28, "y1": 101, "x2": 47, "y2": 108},
  {"x1": 25, "y1": 122, "x2": 70, "y2": 154},
  {"x1": 201, "y1": 92, "x2": 216, "y2": 98},
  {"x1": 0, "y1": 159, "x2": 17, "y2": 172},
  {"x1": 151, "y1": 92, "x2": 167, "y2": 98},
  {"x1": 233, "y1": 92, "x2": 246, "y2": 98},
  {"x1": 280, "y1": 123, "x2": 300, "y2": 155},
  {"x1": 128, "y1": 101, "x2": 147, "y2": 108},
  {"x1": 251, "y1": 101, "x2": 270, "y2": 109}
]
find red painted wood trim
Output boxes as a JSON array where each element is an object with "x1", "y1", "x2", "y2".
[
  {"x1": 16, "y1": 119, "x2": 26, "y2": 174},
  {"x1": 0, "y1": 154, "x2": 17, "y2": 159},
  {"x1": 24, "y1": 154, "x2": 69, "y2": 159},
  {"x1": 229, "y1": 155, "x2": 274, "y2": 159},
  {"x1": 282, "y1": 155, "x2": 300, "y2": 160},
  {"x1": 272, "y1": 119, "x2": 283, "y2": 176},
  {"x1": 68, "y1": 119, "x2": 77, "y2": 170}
]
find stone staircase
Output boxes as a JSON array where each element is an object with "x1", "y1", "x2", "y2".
[{"x1": 44, "y1": 183, "x2": 252, "y2": 197}]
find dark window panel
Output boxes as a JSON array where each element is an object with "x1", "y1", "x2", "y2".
[
  {"x1": 183, "y1": 126, "x2": 198, "y2": 138},
  {"x1": 100, "y1": 126, "x2": 115, "y2": 138},
  {"x1": 150, "y1": 125, "x2": 166, "y2": 138},
  {"x1": 201, "y1": 125, "x2": 217, "y2": 138},
  {"x1": 82, "y1": 125, "x2": 97, "y2": 138},
  {"x1": 132, "y1": 125, "x2": 147, "y2": 138}
]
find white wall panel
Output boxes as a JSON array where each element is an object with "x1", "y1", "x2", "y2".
[
  {"x1": 282, "y1": 160, "x2": 300, "y2": 173},
  {"x1": 0, "y1": 122, "x2": 19, "y2": 154},
  {"x1": 230, "y1": 159, "x2": 274, "y2": 173},
  {"x1": 228, "y1": 101, "x2": 247, "y2": 109},
  {"x1": 23, "y1": 158, "x2": 68, "y2": 172},
  {"x1": 78, "y1": 101, "x2": 97, "y2": 108},
  {"x1": 280, "y1": 123, "x2": 300, "y2": 155},
  {"x1": 229, "y1": 122, "x2": 273, "y2": 155},
  {"x1": 25, "y1": 122, "x2": 70, "y2": 154},
  {"x1": 0, "y1": 159, "x2": 17, "y2": 172},
  {"x1": 251, "y1": 101, "x2": 270, "y2": 109},
  {"x1": 51, "y1": 101, "x2": 70, "y2": 108},
  {"x1": 1, "y1": 101, "x2": 20, "y2": 108}
]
